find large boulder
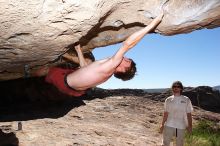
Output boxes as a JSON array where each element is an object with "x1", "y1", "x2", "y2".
[
  {"x1": 1, "y1": 0, "x2": 220, "y2": 80},
  {"x1": 183, "y1": 86, "x2": 220, "y2": 112}
]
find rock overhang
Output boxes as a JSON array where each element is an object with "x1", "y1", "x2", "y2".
[{"x1": 0, "y1": 0, "x2": 220, "y2": 80}]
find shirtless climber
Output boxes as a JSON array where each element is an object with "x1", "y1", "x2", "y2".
[{"x1": 45, "y1": 12, "x2": 164, "y2": 97}]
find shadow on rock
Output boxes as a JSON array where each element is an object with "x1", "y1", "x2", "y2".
[
  {"x1": 0, "y1": 129, "x2": 19, "y2": 146},
  {"x1": 83, "y1": 88, "x2": 146, "y2": 100},
  {"x1": 0, "y1": 77, "x2": 86, "y2": 122}
]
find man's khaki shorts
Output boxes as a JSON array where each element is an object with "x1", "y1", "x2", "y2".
[{"x1": 162, "y1": 126, "x2": 185, "y2": 146}]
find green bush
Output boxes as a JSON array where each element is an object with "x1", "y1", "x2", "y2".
[{"x1": 185, "y1": 120, "x2": 220, "y2": 146}]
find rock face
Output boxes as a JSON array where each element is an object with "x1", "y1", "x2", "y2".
[
  {"x1": 184, "y1": 86, "x2": 220, "y2": 112},
  {"x1": 1, "y1": 0, "x2": 220, "y2": 80}
]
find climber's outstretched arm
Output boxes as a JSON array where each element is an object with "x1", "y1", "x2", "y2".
[{"x1": 113, "y1": 12, "x2": 164, "y2": 61}]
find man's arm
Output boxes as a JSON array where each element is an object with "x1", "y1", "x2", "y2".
[
  {"x1": 187, "y1": 113, "x2": 193, "y2": 133},
  {"x1": 75, "y1": 44, "x2": 88, "y2": 67},
  {"x1": 159, "y1": 111, "x2": 168, "y2": 133},
  {"x1": 113, "y1": 12, "x2": 164, "y2": 60}
]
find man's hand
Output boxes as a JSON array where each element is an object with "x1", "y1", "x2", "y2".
[
  {"x1": 186, "y1": 126, "x2": 192, "y2": 134},
  {"x1": 75, "y1": 44, "x2": 87, "y2": 67},
  {"x1": 75, "y1": 44, "x2": 81, "y2": 51},
  {"x1": 159, "y1": 11, "x2": 164, "y2": 20},
  {"x1": 155, "y1": 11, "x2": 164, "y2": 22},
  {"x1": 159, "y1": 125, "x2": 164, "y2": 134}
]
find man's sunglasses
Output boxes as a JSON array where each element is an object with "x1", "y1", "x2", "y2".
[{"x1": 172, "y1": 86, "x2": 181, "y2": 88}]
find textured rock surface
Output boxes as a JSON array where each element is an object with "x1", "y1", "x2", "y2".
[
  {"x1": 1, "y1": 0, "x2": 220, "y2": 80},
  {"x1": 0, "y1": 96, "x2": 164, "y2": 146}
]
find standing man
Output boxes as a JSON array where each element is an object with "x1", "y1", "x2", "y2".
[
  {"x1": 159, "y1": 81, "x2": 193, "y2": 146},
  {"x1": 45, "y1": 12, "x2": 164, "y2": 97}
]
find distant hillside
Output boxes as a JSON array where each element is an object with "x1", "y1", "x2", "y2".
[
  {"x1": 213, "y1": 85, "x2": 220, "y2": 91},
  {"x1": 143, "y1": 88, "x2": 168, "y2": 93},
  {"x1": 143, "y1": 85, "x2": 220, "y2": 93}
]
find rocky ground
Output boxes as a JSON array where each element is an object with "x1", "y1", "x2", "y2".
[{"x1": 0, "y1": 78, "x2": 220, "y2": 146}]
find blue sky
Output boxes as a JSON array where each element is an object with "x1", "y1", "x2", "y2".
[{"x1": 93, "y1": 27, "x2": 220, "y2": 89}]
